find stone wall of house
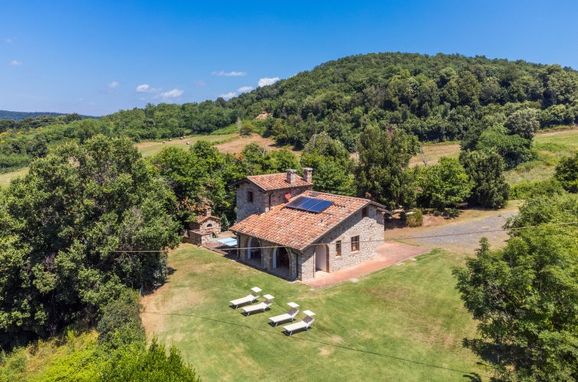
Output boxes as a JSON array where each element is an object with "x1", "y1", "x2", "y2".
[
  {"x1": 235, "y1": 183, "x2": 268, "y2": 222},
  {"x1": 235, "y1": 182, "x2": 312, "y2": 222},
  {"x1": 299, "y1": 205, "x2": 384, "y2": 280}
]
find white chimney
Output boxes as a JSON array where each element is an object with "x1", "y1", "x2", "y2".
[
  {"x1": 303, "y1": 167, "x2": 313, "y2": 183},
  {"x1": 286, "y1": 169, "x2": 296, "y2": 184}
]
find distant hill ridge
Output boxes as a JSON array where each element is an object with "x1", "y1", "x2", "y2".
[{"x1": 0, "y1": 110, "x2": 94, "y2": 121}]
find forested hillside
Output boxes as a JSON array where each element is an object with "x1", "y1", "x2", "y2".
[
  {"x1": 2, "y1": 52, "x2": 578, "y2": 172},
  {"x1": 0, "y1": 110, "x2": 66, "y2": 121}
]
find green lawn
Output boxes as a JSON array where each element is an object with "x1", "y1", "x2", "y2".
[{"x1": 141, "y1": 245, "x2": 488, "y2": 381}]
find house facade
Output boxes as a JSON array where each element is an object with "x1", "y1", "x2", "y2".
[
  {"x1": 230, "y1": 171, "x2": 385, "y2": 281},
  {"x1": 235, "y1": 168, "x2": 313, "y2": 222}
]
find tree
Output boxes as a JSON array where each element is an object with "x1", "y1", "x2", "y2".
[
  {"x1": 505, "y1": 108, "x2": 540, "y2": 140},
  {"x1": 555, "y1": 152, "x2": 578, "y2": 193},
  {"x1": 475, "y1": 125, "x2": 533, "y2": 169},
  {"x1": 300, "y1": 132, "x2": 356, "y2": 195},
  {"x1": 0, "y1": 136, "x2": 181, "y2": 347},
  {"x1": 416, "y1": 157, "x2": 472, "y2": 210},
  {"x1": 356, "y1": 125, "x2": 419, "y2": 209},
  {"x1": 454, "y1": 195, "x2": 578, "y2": 380},
  {"x1": 460, "y1": 150, "x2": 509, "y2": 208}
]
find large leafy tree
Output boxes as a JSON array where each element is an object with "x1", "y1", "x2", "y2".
[
  {"x1": 416, "y1": 157, "x2": 472, "y2": 209},
  {"x1": 151, "y1": 141, "x2": 243, "y2": 223},
  {"x1": 356, "y1": 125, "x2": 419, "y2": 209},
  {"x1": 460, "y1": 150, "x2": 509, "y2": 208},
  {"x1": 454, "y1": 194, "x2": 578, "y2": 380},
  {"x1": 301, "y1": 132, "x2": 356, "y2": 195},
  {"x1": 505, "y1": 108, "x2": 540, "y2": 140},
  {"x1": 0, "y1": 135, "x2": 181, "y2": 347}
]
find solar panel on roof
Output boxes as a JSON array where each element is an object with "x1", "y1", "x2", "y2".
[{"x1": 286, "y1": 196, "x2": 332, "y2": 213}]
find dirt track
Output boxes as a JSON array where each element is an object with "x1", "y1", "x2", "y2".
[{"x1": 384, "y1": 205, "x2": 519, "y2": 253}]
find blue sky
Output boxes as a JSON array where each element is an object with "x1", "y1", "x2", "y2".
[{"x1": 1, "y1": 0, "x2": 577, "y2": 115}]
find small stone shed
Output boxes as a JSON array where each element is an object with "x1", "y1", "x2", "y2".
[{"x1": 185, "y1": 214, "x2": 221, "y2": 246}]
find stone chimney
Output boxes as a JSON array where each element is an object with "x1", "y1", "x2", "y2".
[
  {"x1": 303, "y1": 167, "x2": 313, "y2": 183},
  {"x1": 286, "y1": 169, "x2": 297, "y2": 184}
]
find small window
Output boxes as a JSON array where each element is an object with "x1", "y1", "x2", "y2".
[
  {"x1": 351, "y1": 236, "x2": 360, "y2": 252},
  {"x1": 336, "y1": 240, "x2": 342, "y2": 257},
  {"x1": 362, "y1": 207, "x2": 368, "y2": 218},
  {"x1": 206, "y1": 223, "x2": 213, "y2": 228},
  {"x1": 247, "y1": 190, "x2": 254, "y2": 203}
]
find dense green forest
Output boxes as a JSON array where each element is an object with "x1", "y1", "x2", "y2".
[{"x1": 2, "y1": 52, "x2": 578, "y2": 172}]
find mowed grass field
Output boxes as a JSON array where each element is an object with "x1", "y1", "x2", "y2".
[{"x1": 140, "y1": 245, "x2": 487, "y2": 382}]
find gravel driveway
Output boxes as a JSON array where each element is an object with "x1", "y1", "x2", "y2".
[{"x1": 384, "y1": 207, "x2": 518, "y2": 253}]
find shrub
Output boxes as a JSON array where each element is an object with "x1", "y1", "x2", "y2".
[
  {"x1": 97, "y1": 289, "x2": 145, "y2": 348},
  {"x1": 102, "y1": 340, "x2": 200, "y2": 382},
  {"x1": 509, "y1": 178, "x2": 565, "y2": 200},
  {"x1": 402, "y1": 209, "x2": 423, "y2": 227}
]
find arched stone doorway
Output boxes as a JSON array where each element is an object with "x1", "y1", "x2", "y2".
[
  {"x1": 273, "y1": 247, "x2": 290, "y2": 270},
  {"x1": 247, "y1": 237, "x2": 262, "y2": 266}
]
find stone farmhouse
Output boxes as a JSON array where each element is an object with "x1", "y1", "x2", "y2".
[{"x1": 230, "y1": 170, "x2": 385, "y2": 281}]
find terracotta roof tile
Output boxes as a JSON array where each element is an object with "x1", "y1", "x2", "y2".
[
  {"x1": 246, "y1": 173, "x2": 312, "y2": 191},
  {"x1": 230, "y1": 191, "x2": 375, "y2": 251}
]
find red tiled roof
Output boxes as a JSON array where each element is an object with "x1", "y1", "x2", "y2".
[
  {"x1": 195, "y1": 215, "x2": 220, "y2": 223},
  {"x1": 230, "y1": 191, "x2": 377, "y2": 251},
  {"x1": 245, "y1": 173, "x2": 312, "y2": 191}
]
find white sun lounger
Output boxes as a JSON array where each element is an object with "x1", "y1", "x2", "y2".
[
  {"x1": 241, "y1": 294, "x2": 274, "y2": 316},
  {"x1": 229, "y1": 287, "x2": 262, "y2": 308},
  {"x1": 283, "y1": 310, "x2": 315, "y2": 336},
  {"x1": 269, "y1": 302, "x2": 300, "y2": 326}
]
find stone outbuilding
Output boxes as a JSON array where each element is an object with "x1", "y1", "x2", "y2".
[
  {"x1": 185, "y1": 213, "x2": 221, "y2": 246},
  {"x1": 230, "y1": 186, "x2": 385, "y2": 281}
]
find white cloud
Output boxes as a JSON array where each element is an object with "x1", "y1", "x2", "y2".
[
  {"x1": 258, "y1": 77, "x2": 280, "y2": 87},
  {"x1": 237, "y1": 86, "x2": 253, "y2": 94},
  {"x1": 108, "y1": 81, "x2": 119, "y2": 89},
  {"x1": 159, "y1": 88, "x2": 184, "y2": 99},
  {"x1": 3, "y1": 38, "x2": 14, "y2": 44},
  {"x1": 212, "y1": 70, "x2": 246, "y2": 77},
  {"x1": 136, "y1": 84, "x2": 153, "y2": 93},
  {"x1": 9, "y1": 59, "x2": 22, "y2": 66},
  {"x1": 219, "y1": 92, "x2": 237, "y2": 100}
]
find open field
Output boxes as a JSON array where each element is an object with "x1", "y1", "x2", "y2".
[
  {"x1": 505, "y1": 127, "x2": 578, "y2": 184},
  {"x1": 135, "y1": 133, "x2": 237, "y2": 157},
  {"x1": 140, "y1": 244, "x2": 486, "y2": 382},
  {"x1": 409, "y1": 141, "x2": 460, "y2": 167},
  {"x1": 0, "y1": 133, "x2": 279, "y2": 187},
  {"x1": 2, "y1": 127, "x2": 576, "y2": 188}
]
